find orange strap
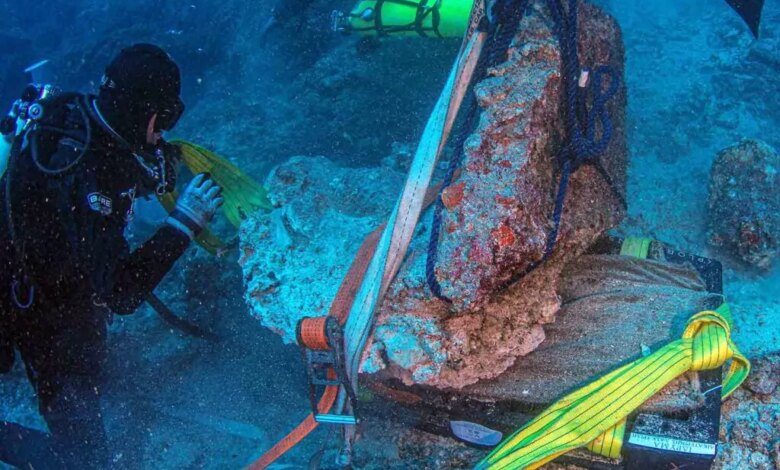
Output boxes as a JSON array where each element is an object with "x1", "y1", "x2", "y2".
[
  {"x1": 247, "y1": 370, "x2": 340, "y2": 470},
  {"x1": 247, "y1": 227, "x2": 383, "y2": 469},
  {"x1": 248, "y1": 183, "x2": 447, "y2": 469}
]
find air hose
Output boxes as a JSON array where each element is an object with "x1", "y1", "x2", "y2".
[{"x1": 29, "y1": 94, "x2": 93, "y2": 175}]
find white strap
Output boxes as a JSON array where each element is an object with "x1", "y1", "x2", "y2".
[{"x1": 343, "y1": 29, "x2": 488, "y2": 389}]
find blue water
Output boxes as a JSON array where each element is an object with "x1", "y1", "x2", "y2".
[{"x1": 1, "y1": 0, "x2": 778, "y2": 468}]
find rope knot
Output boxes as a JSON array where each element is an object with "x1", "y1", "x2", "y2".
[
  {"x1": 566, "y1": 64, "x2": 621, "y2": 168},
  {"x1": 681, "y1": 305, "x2": 750, "y2": 398},
  {"x1": 478, "y1": 303, "x2": 751, "y2": 469}
]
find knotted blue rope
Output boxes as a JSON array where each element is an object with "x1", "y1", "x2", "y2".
[
  {"x1": 427, "y1": 0, "x2": 621, "y2": 300},
  {"x1": 542, "y1": 0, "x2": 620, "y2": 259},
  {"x1": 549, "y1": 0, "x2": 620, "y2": 166},
  {"x1": 497, "y1": 0, "x2": 621, "y2": 291}
]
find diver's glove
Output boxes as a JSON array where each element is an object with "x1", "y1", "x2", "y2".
[{"x1": 166, "y1": 173, "x2": 224, "y2": 239}]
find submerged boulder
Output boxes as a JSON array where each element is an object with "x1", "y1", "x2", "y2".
[
  {"x1": 707, "y1": 139, "x2": 780, "y2": 269},
  {"x1": 430, "y1": 1, "x2": 627, "y2": 311},
  {"x1": 240, "y1": 0, "x2": 627, "y2": 389},
  {"x1": 238, "y1": 154, "x2": 406, "y2": 342}
]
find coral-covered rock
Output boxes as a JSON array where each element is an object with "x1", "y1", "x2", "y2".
[
  {"x1": 744, "y1": 354, "x2": 780, "y2": 396},
  {"x1": 240, "y1": 0, "x2": 627, "y2": 389},
  {"x1": 239, "y1": 155, "x2": 406, "y2": 342},
  {"x1": 431, "y1": 0, "x2": 627, "y2": 311},
  {"x1": 707, "y1": 139, "x2": 780, "y2": 269},
  {"x1": 368, "y1": 0, "x2": 626, "y2": 388}
]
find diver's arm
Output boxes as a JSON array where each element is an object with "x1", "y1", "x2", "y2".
[
  {"x1": 106, "y1": 173, "x2": 222, "y2": 314},
  {"x1": 106, "y1": 225, "x2": 190, "y2": 315}
]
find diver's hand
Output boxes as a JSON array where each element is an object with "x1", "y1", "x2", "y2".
[{"x1": 166, "y1": 173, "x2": 224, "y2": 239}]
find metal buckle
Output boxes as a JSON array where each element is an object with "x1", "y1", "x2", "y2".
[{"x1": 299, "y1": 316, "x2": 359, "y2": 425}]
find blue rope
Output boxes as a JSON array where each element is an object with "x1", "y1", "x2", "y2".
[
  {"x1": 542, "y1": 0, "x2": 620, "y2": 259},
  {"x1": 426, "y1": 103, "x2": 479, "y2": 301},
  {"x1": 425, "y1": 0, "x2": 530, "y2": 302},
  {"x1": 426, "y1": 0, "x2": 621, "y2": 300},
  {"x1": 497, "y1": 0, "x2": 621, "y2": 291},
  {"x1": 543, "y1": 159, "x2": 571, "y2": 258}
]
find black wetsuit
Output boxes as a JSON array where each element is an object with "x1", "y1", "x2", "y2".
[{"x1": 0, "y1": 95, "x2": 190, "y2": 469}]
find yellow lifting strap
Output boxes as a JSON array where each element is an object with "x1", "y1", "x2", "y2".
[
  {"x1": 344, "y1": 0, "x2": 472, "y2": 38},
  {"x1": 158, "y1": 140, "x2": 273, "y2": 255},
  {"x1": 475, "y1": 302, "x2": 751, "y2": 470},
  {"x1": 170, "y1": 140, "x2": 273, "y2": 227}
]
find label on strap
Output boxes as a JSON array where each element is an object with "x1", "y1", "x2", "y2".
[
  {"x1": 450, "y1": 420, "x2": 503, "y2": 447},
  {"x1": 628, "y1": 432, "x2": 716, "y2": 456}
]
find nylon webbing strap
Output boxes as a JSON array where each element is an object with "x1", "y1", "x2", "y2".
[
  {"x1": 247, "y1": 227, "x2": 384, "y2": 469},
  {"x1": 584, "y1": 419, "x2": 624, "y2": 459},
  {"x1": 342, "y1": 8, "x2": 487, "y2": 397},
  {"x1": 476, "y1": 303, "x2": 751, "y2": 470}
]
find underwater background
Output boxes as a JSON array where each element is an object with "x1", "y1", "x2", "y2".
[{"x1": 1, "y1": 0, "x2": 779, "y2": 468}]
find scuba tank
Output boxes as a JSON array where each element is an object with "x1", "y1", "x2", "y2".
[{"x1": 331, "y1": 0, "x2": 473, "y2": 38}]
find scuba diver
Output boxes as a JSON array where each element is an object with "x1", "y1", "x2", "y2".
[{"x1": 0, "y1": 44, "x2": 223, "y2": 468}]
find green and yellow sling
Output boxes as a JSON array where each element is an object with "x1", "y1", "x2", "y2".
[{"x1": 476, "y1": 239, "x2": 751, "y2": 470}]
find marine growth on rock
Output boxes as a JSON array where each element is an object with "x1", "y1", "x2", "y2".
[{"x1": 707, "y1": 139, "x2": 780, "y2": 270}]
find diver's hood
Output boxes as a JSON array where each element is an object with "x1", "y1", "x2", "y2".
[{"x1": 96, "y1": 44, "x2": 184, "y2": 149}]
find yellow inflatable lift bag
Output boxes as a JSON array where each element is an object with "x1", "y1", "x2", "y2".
[
  {"x1": 344, "y1": 0, "x2": 472, "y2": 37},
  {"x1": 160, "y1": 140, "x2": 273, "y2": 255}
]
